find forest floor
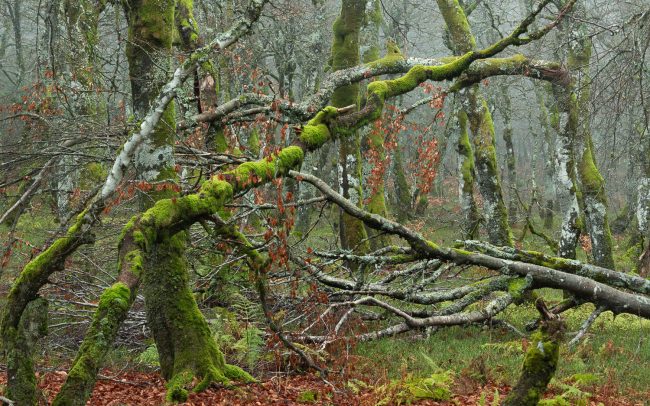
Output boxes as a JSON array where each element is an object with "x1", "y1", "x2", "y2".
[
  {"x1": 0, "y1": 367, "x2": 647, "y2": 405},
  {"x1": 2, "y1": 210, "x2": 650, "y2": 405}
]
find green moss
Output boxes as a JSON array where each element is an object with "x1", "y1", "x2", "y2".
[
  {"x1": 300, "y1": 105, "x2": 340, "y2": 145},
  {"x1": 98, "y1": 282, "x2": 130, "y2": 312},
  {"x1": 211, "y1": 126, "x2": 228, "y2": 153},
  {"x1": 129, "y1": 0, "x2": 175, "y2": 47},
  {"x1": 578, "y1": 146, "x2": 604, "y2": 193},
  {"x1": 54, "y1": 283, "x2": 133, "y2": 405},
  {"x1": 228, "y1": 146, "x2": 304, "y2": 190},
  {"x1": 124, "y1": 250, "x2": 144, "y2": 277},
  {"x1": 140, "y1": 234, "x2": 254, "y2": 402},
  {"x1": 366, "y1": 40, "x2": 405, "y2": 68},
  {"x1": 437, "y1": 0, "x2": 476, "y2": 53},
  {"x1": 297, "y1": 389, "x2": 319, "y2": 403},
  {"x1": 387, "y1": 65, "x2": 430, "y2": 95},
  {"x1": 175, "y1": 0, "x2": 199, "y2": 48},
  {"x1": 508, "y1": 277, "x2": 530, "y2": 302},
  {"x1": 427, "y1": 241, "x2": 441, "y2": 251},
  {"x1": 367, "y1": 80, "x2": 390, "y2": 98},
  {"x1": 200, "y1": 179, "x2": 234, "y2": 200},
  {"x1": 504, "y1": 320, "x2": 564, "y2": 406}
]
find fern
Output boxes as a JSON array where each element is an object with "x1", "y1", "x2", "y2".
[
  {"x1": 233, "y1": 326, "x2": 265, "y2": 370},
  {"x1": 136, "y1": 344, "x2": 160, "y2": 368}
]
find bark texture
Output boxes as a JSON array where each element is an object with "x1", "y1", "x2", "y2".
[
  {"x1": 504, "y1": 303, "x2": 564, "y2": 406},
  {"x1": 565, "y1": 0, "x2": 615, "y2": 269},
  {"x1": 330, "y1": 0, "x2": 370, "y2": 256},
  {"x1": 437, "y1": 0, "x2": 513, "y2": 246}
]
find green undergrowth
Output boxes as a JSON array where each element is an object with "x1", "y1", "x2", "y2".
[{"x1": 355, "y1": 297, "x2": 650, "y2": 400}]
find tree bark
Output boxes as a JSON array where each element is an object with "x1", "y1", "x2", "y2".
[
  {"x1": 564, "y1": 0, "x2": 615, "y2": 269},
  {"x1": 437, "y1": 0, "x2": 513, "y2": 246},
  {"x1": 504, "y1": 301, "x2": 564, "y2": 406},
  {"x1": 330, "y1": 0, "x2": 370, "y2": 258}
]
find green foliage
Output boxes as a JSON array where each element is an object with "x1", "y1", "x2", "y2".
[
  {"x1": 482, "y1": 340, "x2": 524, "y2": 355},
  {"x1": 297, "y1": 389, "x2": 319, "y2": 403},
  {"x1": 346, "y1": 378, "x2": 369, "y2": 394},
  {"x1": 374, "y1": 371, "x2": 453, "y2": 405},
  {"x1": 233, "y1": 326, "x2": 264, "y2": 371},
  {"x1": 372, "y1": 353, "x2": 454, "y2": 405},
  {"x1": 136, "y1": 344, "x2": 160, "y2": 368},
  {"x1": 206, "y1": 294, "x2": 265, "y2": 371},
  {"x1": 491, "y1": 388, "x2": 500, "y2": 405},
  {"x1": 355, "y1": 297, "x2": 650, "y2": 395},
  {"x1": 538, "y1": 395, "x2": 572, "y2": 406},
  {"x1": 402, "y1": 371, "x2": 453, "y2": 402}
]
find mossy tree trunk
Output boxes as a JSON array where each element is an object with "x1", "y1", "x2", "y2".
[
  {"x1": 391, "y1": 139, "x2": 413, "y2": 224},
  {"x1": 330, "y1": 0, "x2": 370, "y2": 257},
  {"x1": 361, "y1": 1, "x2": 390, "y2": 249},
  {"x1": 536, "y1": 87, "x2": 557, "y2": 229},
  {"x1": 465, "y1": 88, "x2": 513, "y2": 246},
  {"x1": 143, "y1": 233, "x2": 254, "y2": 402},
  {"x1": 550, "y1": 83, "x2": 581, "y2": 260},
  {"x1": 436, "y1": 0, "x2": 513, "y2": 247},
  {"x1": 5, "y1": 298, "x2": 48, "y2": 405},
  {"x1": 58, "y1": 1, "x2": 249, "y2": 403},
  {"x1": 636, "y1": 121, "x2": 650, "y2": 275},
  {"x1": 122, "y1": 0, "x2": 253, "y2": 402},
  {"x1": 499, "y1": 84, "x2": 518, "y2": 220},
  {"x1": 504, "y1": 302, "x2": 565, "y2": 406},
  {"x1": 565, "y1": 0, "x2": 615, "y2": 269},
  {"x1": 124, "y1": 0, "x2": 178, "y2": 187},
  {"x1": 457, "y1": 110, "x2": 480, "y2": 238}
]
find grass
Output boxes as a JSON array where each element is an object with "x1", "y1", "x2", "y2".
[{"x1": 354, "y1": 297, "x2": 650, "y2": 395}]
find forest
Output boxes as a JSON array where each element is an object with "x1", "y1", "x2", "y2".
[{"x1": 0, "y1": 0, "x2": 649, "y2": 404}]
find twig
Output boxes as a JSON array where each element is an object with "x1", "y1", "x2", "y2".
[{"x1": 568, "y1": 306, "x2": 606, "y2": 347}]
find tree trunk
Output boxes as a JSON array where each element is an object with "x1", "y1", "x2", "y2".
[
  {"x1": 391, "y1": 139, "x2": 413, "y2": 223},
  {"x1": 362, "y1": 1, "x2": 391, "y2": 249},
  {"x1": 536, "y1": 87, "x2": 557, "y2": 230},
  {"x1": 5, "y1": 298, "x2": 47, "y2": 405},
  {"x1": 500, "y1": 85, "x2": 518, "y2": 220},
  {"x1": 330, "y1": 0, "x2": 370, "y2": 258},
  {"x1": 457, "y1": 110, "x2": 480, "y2": 238},
  {"x1": 504, "y1": 301, "x2": 565, "y2": 406},
  {"x1": 143, "y1": 233, "x2": 253, "y2": 402},
  {"x1": 436, "y1": 0, "x2": 513, "y2": 247},
  {"x1": 551, "y1": 84, "x2": 580, "y2": 260},
  {"x1": 566, "y1": 0, "x2": 615, "y2": 269}
]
